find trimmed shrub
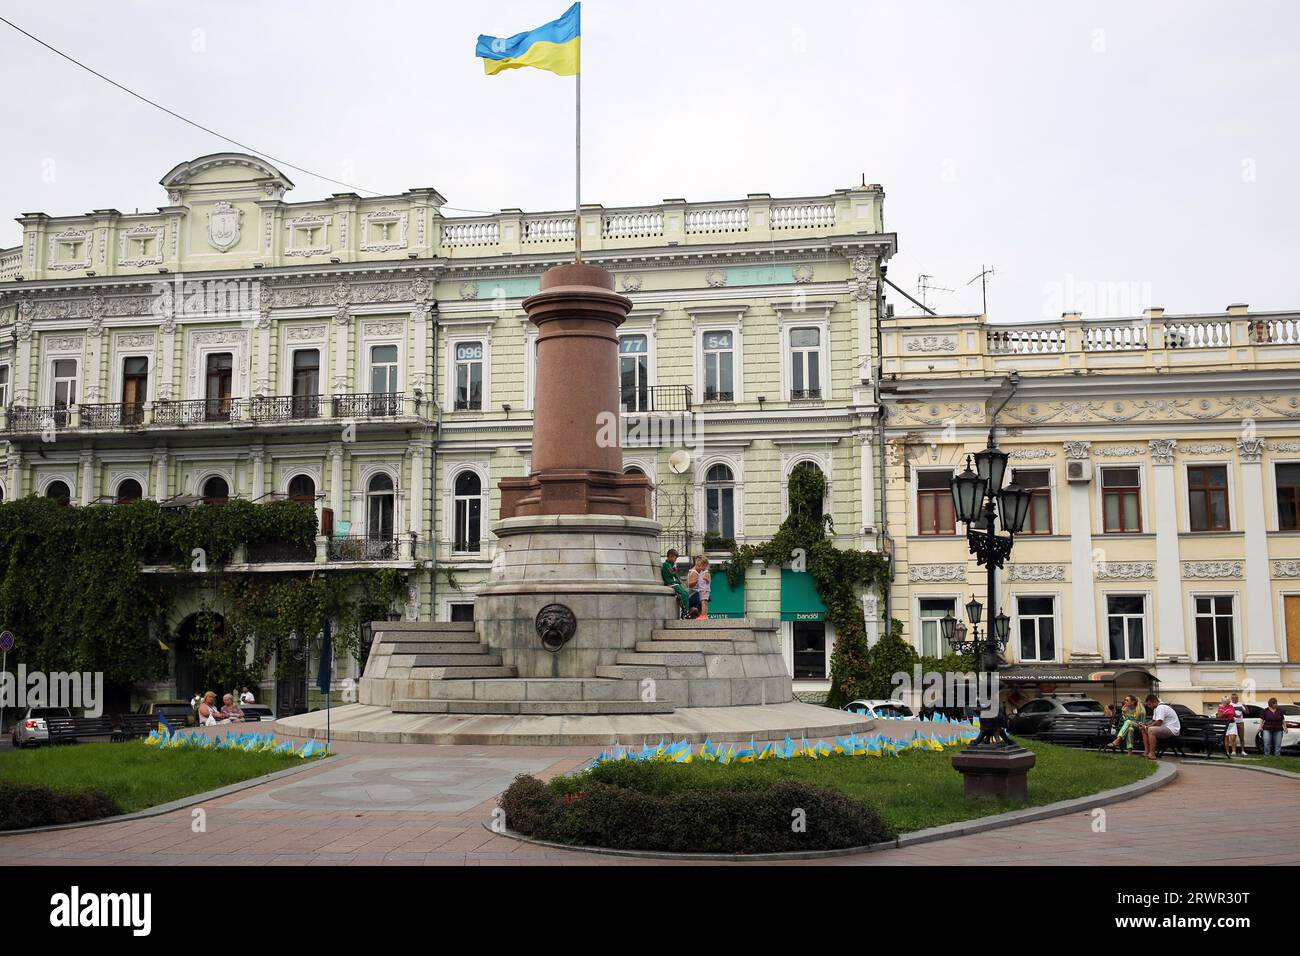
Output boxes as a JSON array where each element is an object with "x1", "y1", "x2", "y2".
[
  {"x1": 499, "y1": 774, "x2": 893, "y2": 854},
  {"x1": 0, "y1": 782, "x2": 121, "y2": 831}
]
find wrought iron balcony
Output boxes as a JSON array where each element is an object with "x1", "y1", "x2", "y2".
[
  {"x1": 327, "y1": 534, "x2": 402, "y2": 562},
  {"x1": 4, "y1": 405, "x2": 70, "y2": 432},
  {"x1": 332, "y1": 392, "x2": 411, "y2": 419},
  {"x1": 620, "y1": 385, "x2": 693, "y2": 413},
  {"x1": 154, "y1": 398, "x2": 240, "y2": 425},
  {"x1": 790, "y1": 388, "x2": 822, "y2": 400},
  {"x1": 248, "y1": 394, "x2": 323, "y2": 422},
  {"x1": 80, "y1": 402, "x2": 146, "y2": 428},
  {"x1": 702, "y1": 387, "x2": 734, "y2": 403}
]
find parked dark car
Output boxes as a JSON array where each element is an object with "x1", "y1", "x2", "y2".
[
  {"x1": 136, "y1": 700, "x2": 197, "y2": 729},
  {"x1": 1006, "y1": 695, "x2": 1105, "y2": 736}
]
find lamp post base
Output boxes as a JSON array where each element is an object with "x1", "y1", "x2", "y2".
[{"x1": 951, "y1": 745, "x2": 1036, "y2": 802}]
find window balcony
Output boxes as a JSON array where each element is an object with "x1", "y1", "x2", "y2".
[
  {"x1": 620, "y1": 385, "x2": 693, "y2": 413},
  {"x1": 2, "y1": 392, "x2": 432, "y2": 436}
]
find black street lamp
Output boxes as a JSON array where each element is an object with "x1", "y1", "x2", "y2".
[{"x1": 948, "y1": 431, "x2": 1033, "y2": 748}]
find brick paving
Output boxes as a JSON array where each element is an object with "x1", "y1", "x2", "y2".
[{"x1": 0, "y1": 738, "x2": 1295, "y2": 866}]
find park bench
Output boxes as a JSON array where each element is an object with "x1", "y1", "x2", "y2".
[
  {"x1": 1157, "y1": 716, "x2": 1230, "y2": 759},
  {"x1": 45, "y1": 715, "x2": 116, "y2": 745},
  {"x1": 114, "y1": 713, "x2": 158, "y2": 741},
  {"x1": 1042, "y1": 714, "x2": 1113, "y2": 749}
]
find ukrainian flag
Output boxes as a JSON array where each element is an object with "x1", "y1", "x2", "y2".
[{"x1": 477, "y1": 3, "x2": 581, "y2": 77}]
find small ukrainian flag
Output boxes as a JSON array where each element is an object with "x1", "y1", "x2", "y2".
[{"x1": 477, "y1": 3, "x2": 581, "y2": 77}]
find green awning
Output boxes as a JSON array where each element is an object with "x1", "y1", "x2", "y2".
[
  {"x1": 781, "y1": 570, "x2": 826, "y2": 621},
  {"x1": 707, "y1": 570, "x2": 745, "y2": 619}
]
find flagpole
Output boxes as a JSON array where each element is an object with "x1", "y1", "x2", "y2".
[{"x1": 575, "y1": 64, "x2": 582, "y2": 263}]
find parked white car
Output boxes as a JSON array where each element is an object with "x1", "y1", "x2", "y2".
[
  {"x1": 841, "y1": 699, "x2": 917, "y2": 720},
  {"x1": 1241, "y1": 702, "x2": 1300, "y2": 753}
]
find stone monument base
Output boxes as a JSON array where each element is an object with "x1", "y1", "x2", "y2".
[{"x1": 950, "y1": 745, "x2": 1037, "y2": 802}]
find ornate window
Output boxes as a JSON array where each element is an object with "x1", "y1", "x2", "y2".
[
  {"x1": 201, "y1": 476, "x2": 230, "y2": 505},
  {"x1": 703, "y1": 463, "x2": 735, "y2": 540},
  {"x1": 919, "y1": 597, "x2": 955, "y2": 657},
  {"x1": 454, "y1": 342, "x2": 484, "y2": 411},
  {"x1": 916, "y1": 469, "x2": 956, "y2": 535},
  {"x1": 453, "y1": 471, "x2": 483, "y2": 553},
  {"x1": 1106, "y1": 594, "x2": 1147, "y2": 661},
  {"x1": 1101, "y1": 467, "x2": 1142, "y2": 533},
  {"x1": 288, "y1": 474, "x2": 316, "y2": 503},
  {"x1": 618, "y1": 334, "x2": 650, "y2": 412},
  {"x1": 115, "y1": 478, "x2": 143, "y2": 504},
  {"x1": 1016, "y1": 595, "x2": 1056, "y2": 661},
  {"x1": 1277, "y1": 462, "x2": 1300, "y2": 531},
  {"x1": 45, "y1": 480, "x2": 72, "y2": 505},
  {"x1": 1187, "y1": 464, "x2": 1230, "y2": 532},
  {"x1": 788, "y1": 327, "x2": 822, "y2": 400},
  {"x1": 366, "y1": 473, "x2": 395, "y2": 540},
  {"x1": 1193, "y1": 594, "x2": 1235, "y2": 662},
  {"x1": 701, "y1": 330, "x2": 735, "y2": 402},
  {"x1": 1016, "y1": 468, "x2": 1052, "y2": 535}
]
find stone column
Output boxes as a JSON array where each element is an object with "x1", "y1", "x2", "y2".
[
  {"x1": 79, "y1": 450, "x2": 94, "y2": 506},
  {"x1": 407, "y1": 440, "x2": 424, "y2": 538},
  {"x1": 8, "y1": 450, "x2": 23, "y2": 500},
  {"x1": 1149, "y1": 439, "x2": 1189, "y2": 661},
  {"x1": 498, "y1": 263, "x2": 650, "y2": 517},
  {"x1": 250, "y1": 446, "x2": 266, "y2": 499},
  {"x1": 1065, "y1": 441, "x2": 1101, "y2": 661},
  {"x1": 328, "y1": 443, "x2": 344, "y2": 520},
  {"x1": 1239, "y1": 437, "x2": 1279, "y2": 662},
  {"x1": 153, "y1": 448, "x2": 169, "y2": 500}
]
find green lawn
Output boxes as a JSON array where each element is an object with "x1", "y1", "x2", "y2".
[
  {"x1": 0, "y1": 743, "x2": 305, "y2": 815},
  {"x1": 1244, "y1": 754, "x2": 1300, "y2": 775},
  {"x1": 564, "y1": 740, "x2": 1158, "y2": 834}
]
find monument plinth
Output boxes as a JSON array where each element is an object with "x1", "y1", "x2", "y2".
[{"x1": 498, "y1": 263, "x2": 652, "y2": 519}]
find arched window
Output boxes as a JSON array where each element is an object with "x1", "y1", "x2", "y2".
[
  {"x1": 45, "y1": 480, "x2": 72, "y2": 505},
  {"x1": 624, "y1": 465, "x2": 646, "y2": 476},
  {"x1": 453, "y1": 471, "x2": 482, "y2": 553},
  {"x1": 366, "y1": 473, "x2": 395, "y2": 541},
  {"x1": 703, "y1": 463, "x2": 735, "y2": 540},
  {"x1": 201, "y1": 476, "x2": 230, "y2": 505},
  {"x1": 789, "y1": 460, "x2": 825, "y2": 526},
  {"x1": 288, "y1": 474, "x2": 316, "y2": 503},
  {"x1": 115, "y1": 478, "x2": 143, "y2": 504}
]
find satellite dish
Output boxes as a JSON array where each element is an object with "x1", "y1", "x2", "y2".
[{"x1": 668, "y1": 450, "x2": 692, "y2": 474}]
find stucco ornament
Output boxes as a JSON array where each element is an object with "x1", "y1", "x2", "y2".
[{"x1": 207, "y1": 201, "x2": 243, "y2": 252}]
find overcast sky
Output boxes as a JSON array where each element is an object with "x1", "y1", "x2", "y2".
[{"x1": 2, "y1": 0, "x2": 1296, "y2": 321}]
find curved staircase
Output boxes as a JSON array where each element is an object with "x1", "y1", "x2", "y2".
[{"x1": 359, "y1": 618, "x2": 792, "y2": 716}]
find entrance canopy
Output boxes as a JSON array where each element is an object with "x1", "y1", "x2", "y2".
[
  {"x1": 708, "y1": 570, "x2": 745, "y2": 619},
  {"x1": 780, "y1": 570, "x2": 826, "y2": 622}
]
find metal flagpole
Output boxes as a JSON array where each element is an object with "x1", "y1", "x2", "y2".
[{"x1": 575, "y1": 66, "x2": 582, "y2": 262}]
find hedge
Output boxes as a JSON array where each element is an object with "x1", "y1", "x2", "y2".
[{"x1": 0, "y1": 782, "x2": 122, "y2": 831}]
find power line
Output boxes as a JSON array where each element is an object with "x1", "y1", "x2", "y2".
[{"x1": 0, "y1": 14, "x2": 496, "y2": 215}]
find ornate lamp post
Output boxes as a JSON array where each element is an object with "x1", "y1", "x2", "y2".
[{"x1": 946, "y1": 432, "x2": 1038, "y2": 800}]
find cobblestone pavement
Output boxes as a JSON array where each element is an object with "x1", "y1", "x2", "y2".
[{"x1": 1, "y1": 738, "x2": 1295, "y2": 866}]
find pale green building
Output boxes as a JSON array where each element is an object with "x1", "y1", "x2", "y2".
[{"x1": 0, "y1": 152, "x2": 895, "y2": 701}]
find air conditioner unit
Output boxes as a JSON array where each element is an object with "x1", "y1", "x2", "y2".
[{"x1": 1066, "y1": 459, "x2": 1093, "y2": 483}]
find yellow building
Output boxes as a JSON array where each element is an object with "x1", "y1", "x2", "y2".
[{"x1": 881, "y1": 307, "x2": 1300, "y2": 714}]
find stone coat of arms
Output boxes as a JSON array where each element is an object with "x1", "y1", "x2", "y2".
[{"x1": 207, "y1": 201, "x2": 243, "y2": 252}]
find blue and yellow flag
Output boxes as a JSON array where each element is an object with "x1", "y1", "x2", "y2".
[{"x1": 477, "y1": 3, "x2": 581, "y2": 76}]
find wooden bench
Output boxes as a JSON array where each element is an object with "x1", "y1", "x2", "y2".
[
  {"x1": 114, "y1": 713, "x2": 158, "y2": 741},
  {"x1": 1157, "y1": 717, "x2": 1230, "y2": 759},
  {"x1": 45, "y1": 716, "x2": 116, "y2": 745},
  {"x1": 1042, "y1": 714, "x2": 1113, "y2": 749}
]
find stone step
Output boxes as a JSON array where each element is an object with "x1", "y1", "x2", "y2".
[
  {"x1": 660, "y1": 617, "x2": 774, "y2": 630},
  {"x1": 387, "y1": 641, "x2": 492, "y2": 654},
  {"x1": 635, "y1": 640, "x2": 758, "y2": 655},
  {"x1": 391, "y1": 698, "x2": 676, "y2": 716},
  {"x1": 596, "y1": 663, "x2": 710, "y2": 681},
  {"x1": 410, "y1": 665, "x2": 518, "y2": 679},
  {"x1": 374, "y1": 620, "x2": 476, "y2": 633},
  {"x1": 614, "y1": 650, "x2": 706, "y2": 667},
  {"x1": 651, "y1": 628, "x2": 756, "y2": 642},
  {"x1": 412, "y1": 653, "x2": 503, "y2": 667}
]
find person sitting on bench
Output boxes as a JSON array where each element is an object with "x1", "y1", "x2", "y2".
[
  {"x1": 1139, "y1": 694, "x2": 1180, "y2": 759},
  {"x1": 1104, "y1": 694, "x2": 1145, "y2": 752}
]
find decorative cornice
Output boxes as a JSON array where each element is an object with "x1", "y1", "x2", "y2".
[
  {"x1": 1182, "y1": 560, "x2": 1243, "y2": 579},
  {"x1": 908, "y1": 563, "x2": 967, "y2": 583},
  {"x1": 1095, "y1": 561, "x2": 1154, "y2": 580},
  {"x1": 1007, "y1": 563, "x2": 1066, "y2": 582},
  {"x1": 1273, "y1": 560, "x2": 1300, "y2": 578}
]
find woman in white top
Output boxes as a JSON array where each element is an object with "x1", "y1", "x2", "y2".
[
  {"x1": 196, "y1": 691, "x2": 224, "y2": 726},
  {"x1": 687, "y1": 556, "x2": 712, "y2": 620}
]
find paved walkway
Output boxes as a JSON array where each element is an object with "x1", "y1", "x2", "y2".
[{"x1": 1, "y1": 739, "x2": 1295, "y2": 866}]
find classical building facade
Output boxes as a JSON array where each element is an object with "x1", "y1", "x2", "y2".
[
  {"x1": 880, "y1": 306, "x2": 1300, "y2": 711},
  {"x1": 0, "y1": 152, "x2": 895, "y2": 701}
]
